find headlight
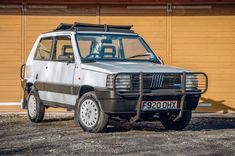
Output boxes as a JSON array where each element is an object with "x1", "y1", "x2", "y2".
[
  {"x1": 186, "y1": 74, "x2": 198, "y2": 90},
  {"x1": 106, "y1": 74, "x2": 131, "y2": 89}
]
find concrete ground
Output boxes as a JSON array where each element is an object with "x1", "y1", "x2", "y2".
[{"x1": 0, "y1": 112, "x2": 234, "y2": 156}]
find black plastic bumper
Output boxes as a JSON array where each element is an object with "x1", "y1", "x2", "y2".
[{"x1": 95, "y1": 88, "x2": 201, "y2": 114}]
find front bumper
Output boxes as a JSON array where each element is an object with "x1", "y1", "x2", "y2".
[
  {"x1": 95, "y1": 89, "x2": 200, "y2": 113},
  {"x1": 96, "y1": 72, "x2": 208, "y2": 122}
]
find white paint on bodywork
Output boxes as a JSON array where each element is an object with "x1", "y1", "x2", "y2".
[
  {"x1": 45, "y1": 61, "x2": 76, "y2": 104},
  {"x1": 78, "y1": 61, "x2": 191, "y2": 88},
  {"x1": 38, "y1": 91, "x2": 77, "y2": 106},
  {"x1": 81, "y1": 61, "x2": 191, "y2": 74},
  {"x1": 24, "y1": 37, "x2": 42, "y2": 82},
  {"x1": 79, "y1": 69, "x2": 107, "y2": 88},
  {"x1": 46, "y1": 61, "x2": 75, "y2": 84}
]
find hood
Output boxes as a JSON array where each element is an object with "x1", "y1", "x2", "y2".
[{"x1": 81, "y1": 61, "x2": 191, "y2": 74}]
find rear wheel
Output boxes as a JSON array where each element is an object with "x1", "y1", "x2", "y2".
[
  {"x1": 159, "y1": 110, "x2": 192, "y2": 130},
  {"x1": 27, "y1": 91, "x2": 45, "y2": 123},
  {"x1": 74, "y1": 92, "x2": 109, "y2": 133}
]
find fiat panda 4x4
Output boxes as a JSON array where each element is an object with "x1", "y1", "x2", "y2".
[{"x1": 21, "y1": 22, "x2": 208, "y2": 133}]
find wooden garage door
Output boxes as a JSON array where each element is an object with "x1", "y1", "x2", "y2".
[
  {"x1": 171, "y1": 5, "x2": 235, "y2": 112},
  {"x1": 0, "y1": 7, "x2": 22, "y2": 111},
  {"x1": 25, "y1": 5, "x2": 98, "y2": 57},
  {"x1": 100, "y1": 5, "x2": 168, "y2": 62}
]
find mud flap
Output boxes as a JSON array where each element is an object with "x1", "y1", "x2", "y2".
[{"x1": 21, "y1": 80, "x2": 28, "y2": 109}]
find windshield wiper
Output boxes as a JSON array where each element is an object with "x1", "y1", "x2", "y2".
[
  {"x1": 83, "y1": 59, "x2": 96, "y2": 63},
  {"x1": 127, "y1": 54, "x2": 150, "y2": 59},
  {"x1": 149, "y1": 59, "x2": 160, "y2": 64}
]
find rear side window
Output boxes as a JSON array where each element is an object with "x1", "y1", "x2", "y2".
[{"x1": 34, "y1": 38, "x2": 53, "y2": 60}]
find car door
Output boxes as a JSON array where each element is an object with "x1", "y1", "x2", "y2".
[{"x1": 40, "y1": 35, "x2": 77, "y2": 106}]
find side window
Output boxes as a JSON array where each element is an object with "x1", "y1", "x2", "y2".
[
  {"x1": 34, "y1": 38, "x2": 53, "y2": 60},
  {"x1": 52, "y1": 36, "x2": 74, "y2": 62}
]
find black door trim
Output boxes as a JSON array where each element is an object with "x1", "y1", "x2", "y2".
[{"x1": 34, "y1": 81, "x2": 80, "y2": 95}]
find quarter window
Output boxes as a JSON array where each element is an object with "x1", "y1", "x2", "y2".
[{"x1": 34, "y1": 38, "x2": 53, "y2": 60}]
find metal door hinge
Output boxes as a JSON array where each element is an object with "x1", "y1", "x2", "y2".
[{"x1": 167, "y1": 3, "x2": 172, "y2": 13}]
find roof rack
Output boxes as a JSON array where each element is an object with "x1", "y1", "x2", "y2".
[{"x1": 54, "y1": 22, "x2": 134, "y2": 33}]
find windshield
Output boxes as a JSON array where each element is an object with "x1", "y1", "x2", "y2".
[{"x1": 76, "y1": 33, "x2": 160, "y2": 63}]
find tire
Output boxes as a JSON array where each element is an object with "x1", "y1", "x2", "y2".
[
  {"x1": 159, "y1": 110, "x2": 192, "y2": 130},
  {"x1": 27, "y1": 90, "x2": 45, "y2": 123},
  {"x1": 74, "y1": 91, "x2": 109, "y2": 133}
]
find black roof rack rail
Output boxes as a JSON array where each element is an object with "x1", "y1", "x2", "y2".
[
  {"x1": 55, "y1": 23, "x2": 73, "y2": 30},
  {"x1": 54, "y1": 22, "x2": 134, "y2": 33}
]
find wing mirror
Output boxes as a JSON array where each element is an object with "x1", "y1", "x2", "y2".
[{"x1": 58, "y1": 55, "x2": 74, "y2": 63}]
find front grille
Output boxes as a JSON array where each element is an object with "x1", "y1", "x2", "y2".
[{"x1": 132, "y1": 73, "x2": 181, "y2": 90}]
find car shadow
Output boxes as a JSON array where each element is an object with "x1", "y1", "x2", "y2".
[
  {"x1": 186, "y1": 117, "x2": 235, "y2": 131},
  {"x1": 38, "y1": 114, "x2": 235, "y2": 133},
  {"x1": 42, "y1": 117, "x2": 74, "y2": 123},
  {"x1": 198, "y1": 97, "x2": 235, "y2": 113},
  {"x1": 106, "y1": 122, "x2": 164, "y2": 133},
  {"x1": 105, "y1": 116, "x2": 235, "y2": 133}
]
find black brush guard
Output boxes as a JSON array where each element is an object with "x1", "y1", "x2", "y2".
[{"x1": 112, "y1": 72, "x2": 208, "y2": 123}]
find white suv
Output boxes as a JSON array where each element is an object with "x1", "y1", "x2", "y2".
[{"x1": 21, "y1": 22, "x2": 208, "y2": 133}]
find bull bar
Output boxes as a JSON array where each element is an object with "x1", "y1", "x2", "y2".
[{"x1": 112, "y1": 72, "x2": 208, "y2": 123}]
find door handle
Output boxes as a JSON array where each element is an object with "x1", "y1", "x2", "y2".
[
  {"x1": 36, "y1": 74, "x2": 38, "y2": 80},
  {"x1": 46, "y1": 66, "x2": 48, "y2": 69}
]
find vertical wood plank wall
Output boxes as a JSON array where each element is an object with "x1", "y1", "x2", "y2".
[
  {"x1": 25, "y1": 5, "x2": 98, "y2": 57},
  {"x1": 0, "y1": 8, "x2": 22, "y2": 111},
  {"x1": 0, "y1": 4, "x2": 235, "y2": 112},
  {"x1": 171, "y1": 5, "x2": 235, "y2": 112}
]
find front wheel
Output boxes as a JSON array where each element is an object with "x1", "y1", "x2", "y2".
[
  {"x1": 27, "y1": 90, "x2": 45, "y2": 123},
  {"x1": 159, "y1": 110, "x2": 192, "y2": 130},
  {"x1": 74, "y1": 92, "x2": 109, "y2": 133}
]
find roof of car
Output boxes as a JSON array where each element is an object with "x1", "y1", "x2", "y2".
[{"x1": 46, "y1": 22, "x2": 136, "y2": 34}]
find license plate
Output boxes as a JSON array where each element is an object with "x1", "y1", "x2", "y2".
[{"x1": 142, "y1": 101, "x2": 178, "y2": 111}]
